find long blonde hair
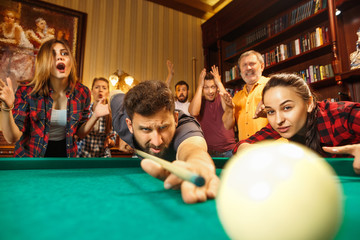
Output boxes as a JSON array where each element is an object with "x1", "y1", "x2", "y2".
[{"x1": 28, "y1": 39, "x2": 78, "y2": 96}]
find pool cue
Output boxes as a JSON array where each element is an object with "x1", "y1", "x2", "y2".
[{"x1": 134, "y1": 149, "x2": 205, "y2": 187}]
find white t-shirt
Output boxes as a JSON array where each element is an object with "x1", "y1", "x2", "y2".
[
  {"x1": 49, "y1": 109, "x2": 67, "y2": 141},
  {"x1": 175, "y1": 100, "x2": 190, "y2": 115}
]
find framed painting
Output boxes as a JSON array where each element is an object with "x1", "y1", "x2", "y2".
[{"x1": 0, "y1": 0, "x2": 87, "y2": 88}]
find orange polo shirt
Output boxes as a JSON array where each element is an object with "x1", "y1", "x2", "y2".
[{"x1": 233, "y1": 76, "x2": 270, "y2": 141}]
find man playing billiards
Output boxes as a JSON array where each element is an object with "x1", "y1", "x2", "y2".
[{"x1": 110, "y1": 80, "x2": 219, "y2": 204}]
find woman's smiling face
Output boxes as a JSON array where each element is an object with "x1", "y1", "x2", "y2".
[{"x1": 263, "y1": 86, "x2": 313, "y2": 139}]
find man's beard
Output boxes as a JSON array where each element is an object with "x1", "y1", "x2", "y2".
[
  {"x1": 144, "y1": 143, "x2": 167, "y2": 158},
  {"x1": 177, "y1": 94, "x2": 188, "y2": 103},
  {"x1": 241, "y1": 69, "x2": 262, "y2": 83}
]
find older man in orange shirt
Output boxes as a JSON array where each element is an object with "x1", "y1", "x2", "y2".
[{"x1": 222, "y1": 50, "x2": 269, "y2": 141}]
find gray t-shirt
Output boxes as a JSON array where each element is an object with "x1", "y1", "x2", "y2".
[{"x1": 110, "y1": 93, "x2": 204, "y2": 160}]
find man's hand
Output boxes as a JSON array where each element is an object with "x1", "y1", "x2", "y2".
[
  {"x1": 323, "y1": 144, "x2": 360, "y2": 174},
  {"x1": 167, "y1": 60, "x2": 174, "y2": 77},
  {"x1": 253, "y1": 100, "x2": 267, "y2": 119},
  {"x1": 118, "y1": 137, "x2": 134, "y2": 153},
  {"x1": 198, "y1": 68, "x2": 206, "y2": 89},
  {"x1": 165, "y1": 60, "x2": 175, "y2": 87},
  {"x1": 220, "y1": 91, "x2": 234, "y2": 110},
  {"x1": 210, "y1": 65, "x2": 222, "y2": 86},
  {"x1": 140, "y1": 157, "x2": 219, "y2": 204}
]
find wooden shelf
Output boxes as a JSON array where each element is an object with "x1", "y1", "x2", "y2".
[
  {"x1": 224, "y1": 77, "x2": 245, "y2": 88},
  {"x1": 309, "y1": 77, "x2": 336, "y2": 89},
  {"x1": 336, "y1": 0, "x2": 359, "y2": 11},
  {"x1": 224, "y1": 8, "x2": 329, "y2": 62},
  {"x1": 264, "y1": 43, "x2": 333, "y2": 73},
  {"x1": 339, "y1": 68, "x2": 360, "y2": 82}
]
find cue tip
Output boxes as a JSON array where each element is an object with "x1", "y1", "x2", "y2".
[{"x1": 192, "y1": 175, "x2": 205, "y2": 187}]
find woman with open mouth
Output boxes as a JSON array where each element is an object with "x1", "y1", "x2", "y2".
[
  {"x1": 0, "y1": 38, "x2": 110, "y2": 157},
  {"x1": 77, "y1": 77, "x2": 118, "y2": 158}
]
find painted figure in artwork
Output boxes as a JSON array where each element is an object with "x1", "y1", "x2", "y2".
[{"x1": 0, "y1": 9, "x2": 34, "y2": 90}]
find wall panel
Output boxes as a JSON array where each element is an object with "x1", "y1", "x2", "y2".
[{"x1": 41, "y1": 0, "x2": 204, "y2": 95}]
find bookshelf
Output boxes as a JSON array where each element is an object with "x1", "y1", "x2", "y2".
[{"x1": 201, "y1": 0, "x2": 360, "y2": 101}]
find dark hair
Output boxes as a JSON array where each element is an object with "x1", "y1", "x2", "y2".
[
  {"x1": 204, "y1": 72, "x2": 214, "y2": 81},
  {"x1": 262, "y1": 73, "x2": 322, "y2": 154},
  {"x1": 175, "y1": 81, "x2": 189, "y2": 90},
  {"x1": 124, "y1": 80, "x2": 175, "y2": 119}
]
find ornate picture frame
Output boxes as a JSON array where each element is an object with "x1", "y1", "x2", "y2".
[{"x1": 0, "y1": 0, "x2": 87, "y2": 86}]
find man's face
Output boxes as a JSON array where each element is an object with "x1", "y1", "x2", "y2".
[
  {"x1": 203, "y1": 79, "x2": 217, "y2": 101},
  {"x1": 126, "y1": 108, "x2": 178, "y2": 157},
  {"x1": 175, "y1": 84, "x2": 188, "y2": 103},
  {"x1": 239, "y1": 54, "x2": 264, "y2": 86}
]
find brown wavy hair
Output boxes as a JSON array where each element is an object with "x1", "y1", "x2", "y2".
[
  {"x1": 28, "y1": 39, "x2": 78, "y2": 96},
  {"x1": 262, "y1": 73, "x2": 322, "y2": 153}
]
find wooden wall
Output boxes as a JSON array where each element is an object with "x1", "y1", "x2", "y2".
[{"x1": 42, "y1": 0, "x2": 205, "y2": 95}]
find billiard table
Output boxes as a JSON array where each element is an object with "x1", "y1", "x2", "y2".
[{"x1": 0, "y1": 157, "x2": 359, "y2": 240}]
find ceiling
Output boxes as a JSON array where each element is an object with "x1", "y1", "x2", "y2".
[{"x1": 146, "y1": 0, "x2": 233, "y2": 20}]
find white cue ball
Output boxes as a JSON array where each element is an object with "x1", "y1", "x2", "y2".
[{"x1": 216, "y1": 141, "x2": 343, "y2": 240}]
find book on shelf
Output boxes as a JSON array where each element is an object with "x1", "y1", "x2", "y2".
[
  {"x1": 298, "y1": 63, "x2": 334, "y2": 83},
  {"x1": 319, "y1": 65, "x2": 325, "y2": 80},
  {"x1": 315, "y1": 27, "x2": 323, "y2": 47},
  {"x1": 225, "y1": 71, "x2": 230, "y2": 82},
  {"x1": 262, "y1": 26, "x2": 329, "y2": 67},
  {"x1": 245, "y1": 0, "x2": 327, "y2": 46},
  {"x1": 314, "y1": 0, "x2": 321, "y2": 13},
  {"x1": 295, "y1": 39, "x2": 301, "y2": 55},
  {"x1": 225, "y1": 65, "x2": 240, "y2": 82},
  {"x1": 309, "y1": 64, "x2": 314, "y2": 83},
  {"x1": 314, "y1": 0, "x2": 327, "y2": 13}
]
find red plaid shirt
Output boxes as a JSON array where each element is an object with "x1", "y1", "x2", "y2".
[
  {"x1": 12, "y1": 82, "x2": 91, "y2": 157},
  {"x1": 233, "y1": 101, "x2": 360, "y2": 157}
]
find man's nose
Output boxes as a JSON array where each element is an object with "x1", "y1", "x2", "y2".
[{"x1": 150, "y1": 131, "x2": 163, "y2": 146}]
